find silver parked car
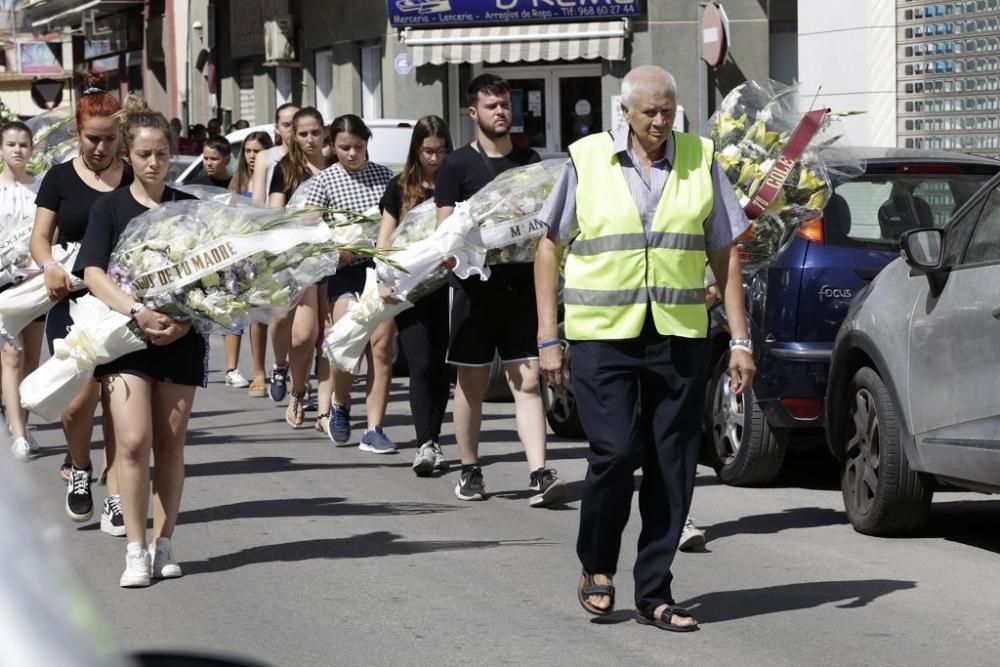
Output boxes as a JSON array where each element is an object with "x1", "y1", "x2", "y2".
[{"x1": 826, "y1": 174, "x2": 1000, "y2": 535}]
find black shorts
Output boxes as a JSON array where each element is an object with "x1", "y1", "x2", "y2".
[
  {"x1": 95, "y1": 329, "x2": 209, "y2": 387},
  {"x1": 45, "y1": 298, "x2": 75, "y2": 355},
  {"x1": 327, "y1": 261, "x2": 371, "y2": 302},
  {"x1": 447, "y1": 263, "x2": 538, "y2": 366}
]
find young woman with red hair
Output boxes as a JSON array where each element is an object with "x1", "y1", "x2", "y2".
[{"x1": 30, "y1": 72, "x2": 133, "y2": 534}]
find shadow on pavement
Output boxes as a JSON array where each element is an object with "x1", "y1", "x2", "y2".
[
  {"x1": 178, "y1": 496, "x2": 459, "y2": 525},
  {"x1": 184, "y1": 456, "x2": 411, "y2": 478},
  {"x1": 678, "y1": 579, "x2": 917, "y2": 623},
  {"x1": 765, "y1": 447, "x2": 841, "y2": 491},
  {"x1": 478, "y1": 443, "x2": 591, "y2": 465},
  {"x1": 706, "y1": 507, "x2": 848, "y2": 541},
  {"x1": 909, "y1": 499, "x2": 1000, "y2": 554},
  {"x1": 182, "y1": 531, "x2": 552, "y2": 575}
]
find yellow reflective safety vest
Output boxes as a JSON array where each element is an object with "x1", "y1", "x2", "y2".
[{"x1": 564, "y1": 130, "x2": 713, "y2": 341}]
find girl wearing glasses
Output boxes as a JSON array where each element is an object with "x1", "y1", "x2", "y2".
[{"x1": 375, "y1": 115, "x2": 454, "y2": 474}]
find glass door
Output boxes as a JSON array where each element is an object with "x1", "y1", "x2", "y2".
[
  {"x1": 558, "y1": 75, "x2": 603, "y2": 150},
  {"x1": 506, "y1": 76, "x2": 551, "y2": 152}
]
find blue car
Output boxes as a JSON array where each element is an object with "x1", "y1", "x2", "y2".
[{"x1": 704, "y1": 148, "x2": 1000, "y2": 485}]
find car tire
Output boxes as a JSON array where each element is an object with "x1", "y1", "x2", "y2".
[
  {"x1": 543, "y1": 342, "x2": 585, "y2": 439},
  {"x1": 840, "y1": 366, "x2": 932, "y2": 536},
  {"x1": 705, "y1": 352, "x2": 788, "y2": 486}
]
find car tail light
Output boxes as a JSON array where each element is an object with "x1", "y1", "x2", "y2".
[
  {"x1": 781, "y1": 397, "x2": 822, "y2": 420},
  {"x1": 797, "y1": 218, "x2": 824, "y2": 244}
]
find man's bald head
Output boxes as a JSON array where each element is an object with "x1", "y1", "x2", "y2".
[{"x1": 621, "y1": 66, "x2": 677, "y2": 110}]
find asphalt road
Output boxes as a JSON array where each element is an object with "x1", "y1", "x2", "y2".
[{"x1": 16, "y1": 342, "x2": 1000, "y2": 667}]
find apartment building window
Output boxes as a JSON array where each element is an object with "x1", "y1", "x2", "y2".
[
  {"x1": 361, "y1": 44, "x2": 382, "y2": 119},
  {"x1": 315, "y1": 50, "x2": 334, "y2": 123},
  {"x1": 238, "y1": 62, "x2": 255, "y2": 124},
  {"x1": 276, "y1": 66, "x2": 293, "y2": 107}
]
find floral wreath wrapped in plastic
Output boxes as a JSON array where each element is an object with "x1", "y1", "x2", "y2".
[
  {"x1": 322, "y1": 159, "x2": 567, "y2": 373},
  {"x1": 20, "y1": 199, "x2": 388, "y2": 420},
  {"x1": 707, "y1": 79, "x2": 864, "y2": 263}
]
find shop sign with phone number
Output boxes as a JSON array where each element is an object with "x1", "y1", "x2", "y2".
[{"x1": 388, "y1": 0, "x2": 641, "y2": 27}]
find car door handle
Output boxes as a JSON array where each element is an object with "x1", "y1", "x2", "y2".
[
  {"x1": 854, "y1": 268, "x2": 880, "y2": 281},
  {"x1": 993, "y1": 306, "x2": 1000, "y2": 319}
]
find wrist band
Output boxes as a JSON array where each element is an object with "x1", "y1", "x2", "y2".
[
  {"x1": 537, "y1": 339, "x2": 561, "y2": 350},
  {"x1": 730, "y1": 344, "x2": 752, "y2": 355},
  {"x1": 41, "y1": 261, "x2": 56, "y2": 273}
]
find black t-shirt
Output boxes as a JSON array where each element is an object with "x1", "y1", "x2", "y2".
[
  {"x1": 269, "y1": 160, "x2": 322, "y2": 200},
  {"x1": 379, "y1": 173, "x2": 433, "y2": 220},
  {"x1": 434, "y1": 143, "x2": 540, "y2": 206},
  {"x1": 35, "y1": 160, "x2": 134, "y2": 243},
  {"x1": 73, "y1": 186, "x2": 197, "y2": 278},
  {"x1": 191, "y1": 174, "x2": 231, "y2": 189}
]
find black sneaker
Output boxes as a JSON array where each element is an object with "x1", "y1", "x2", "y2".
[
  {"x1": 100, "y1": 495, "x2": 126, "y2": 537},
  {"x1": 268, "y1": 366, "x2": 288, "y2": 402},
  {"x1": 454, "y1": 465, "x2": 487, "y2": 501},
  {"x1": 66, "y1": 466, "x2": 93, "y2": 522},
  {"x1": 528, "y1": 468, "x2": 567, "y2": 508}
]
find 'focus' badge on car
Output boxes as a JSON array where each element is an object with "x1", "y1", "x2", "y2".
[{"x1": 819, "y1": 285, "x2": 853, "y2": 301}]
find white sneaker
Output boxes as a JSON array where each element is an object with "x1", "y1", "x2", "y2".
[
  {"x1": 678, "y1": 515, "x2": 707, "y2": 552},
  {"x1": 225, "y1": 369, "x2": 250, "y2": 388},
  {"x1": 151, "y1": 537, "x2": 183, "y2": 579},
  {"x1": 119, "y1": 542, "x2": 151, "y2": 588},
  {"x1": 24, "y1": 430, "x2": 39, "y2": 453},
  {"x1": 10, "y1": 437, "x2": 31, "y2": 461}
]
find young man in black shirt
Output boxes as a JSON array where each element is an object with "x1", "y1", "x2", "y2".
[
  {"x1": 191, "y1": 136, "x2": 232, "y2": 189},
  {"x1": 435, "y1": 73, "x2": 565, "y2": 507}
]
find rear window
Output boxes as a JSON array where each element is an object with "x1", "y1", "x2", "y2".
[{"x1": 824, "y1": 167, "x2": 996, "y2": 248}]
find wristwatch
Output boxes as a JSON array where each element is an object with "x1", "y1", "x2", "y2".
[
  {"x1": 128, "y1": 303, "x2": 146, "y2": 319},
  {"x1": 729, "y1": 338, "x2": 753, "y2": 354}
]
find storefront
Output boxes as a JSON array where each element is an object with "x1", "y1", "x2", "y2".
[{"x1": 391, "y1": 0, "x2": 637, "y2": 152}]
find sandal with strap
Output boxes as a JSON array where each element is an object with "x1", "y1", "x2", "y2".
[
  {"x1": 315, "y1": 413, "x2": 330, "y2": 434},
  {"x1": 578, "y1": 571, "x2": 615, "y2": 616},
  {"x1": 635, "y1": 604, "x2": 699, "y2": 632}
]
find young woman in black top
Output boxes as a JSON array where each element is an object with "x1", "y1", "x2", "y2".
[
  {"x1": 30, "y1": 72, "x2": 132, "y2": 529},
  {"x1": 74, "y1": 96, "x2": 205, "y2": 588},
  {"x1": 376, "y1": 115, "x2": 453, "y2": 474},
  {"x1": 268, "y1": 107, "x2": 334, "y2": 429}
]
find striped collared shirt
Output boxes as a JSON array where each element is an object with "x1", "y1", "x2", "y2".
[{"x1": 541, "y1": 125, "x2": 750, "y2": 252}]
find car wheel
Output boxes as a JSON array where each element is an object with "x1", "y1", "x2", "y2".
[
  {"x1": 840, "y1": 367, "x2": 932, "y2": 536},
  {"x1": 543, "y1": 342, "x2": 585, "y2": 439},
  {"x1": 706, "y1": 352, "x2": 787, "y2": 486}
]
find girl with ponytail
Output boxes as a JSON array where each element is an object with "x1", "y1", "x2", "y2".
[
  {"x1": 30, "y1": 71, "x2": 131, "y2": 532},
  {"x1": 73, "y1": 94, "x2": 205, "y2": 588}
]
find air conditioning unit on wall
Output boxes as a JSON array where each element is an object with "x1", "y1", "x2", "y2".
[{"x1": 264, "y1": 16, "x2": 296, "y2": 64}]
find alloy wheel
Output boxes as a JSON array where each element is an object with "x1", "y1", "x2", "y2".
[
  {"x1": 844, "y1": 388, "x2": 881, "y2": 516},
  {"x1": 711, "y1": 372, "x2": 745, "y2": 464}
]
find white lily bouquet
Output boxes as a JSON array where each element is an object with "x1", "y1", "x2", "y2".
[
  {"x1": 105, "y1": 200, "x2": 386, "y2": 332},
  {"x1": 0, "y1": 212, "x2": 40, "y2": 288},
  {"x1": 322, "y1": 159, "x2": 567, "y2": 372},
  {"x1": 19, "y1": 295, "x2": 144, "y2": 422},
  {"x1": 20, "y1": 199, "x2": 389, "y2": 417},
  {"x1": 707, "y1": 79, "x2": 862, "y2": 262},
  {"x1": 0, "y1": 242, "x2": 82, "y2": 348}
]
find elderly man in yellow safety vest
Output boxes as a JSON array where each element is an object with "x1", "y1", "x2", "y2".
[{"x1": 535, "y1": 65, "x2": 756, "y2": 632}]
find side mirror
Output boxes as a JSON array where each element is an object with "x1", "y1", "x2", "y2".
[{"x1": 900, "y1": 227, "x2": 944, "y2": 271}]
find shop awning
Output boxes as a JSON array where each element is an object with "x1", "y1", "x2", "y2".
[
  {"x1": 25, "y1": 0, "x2": 143, "y2": 30},
  {"x1": 401, "y1": 19, "x2": 630, "y2": 66}
]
